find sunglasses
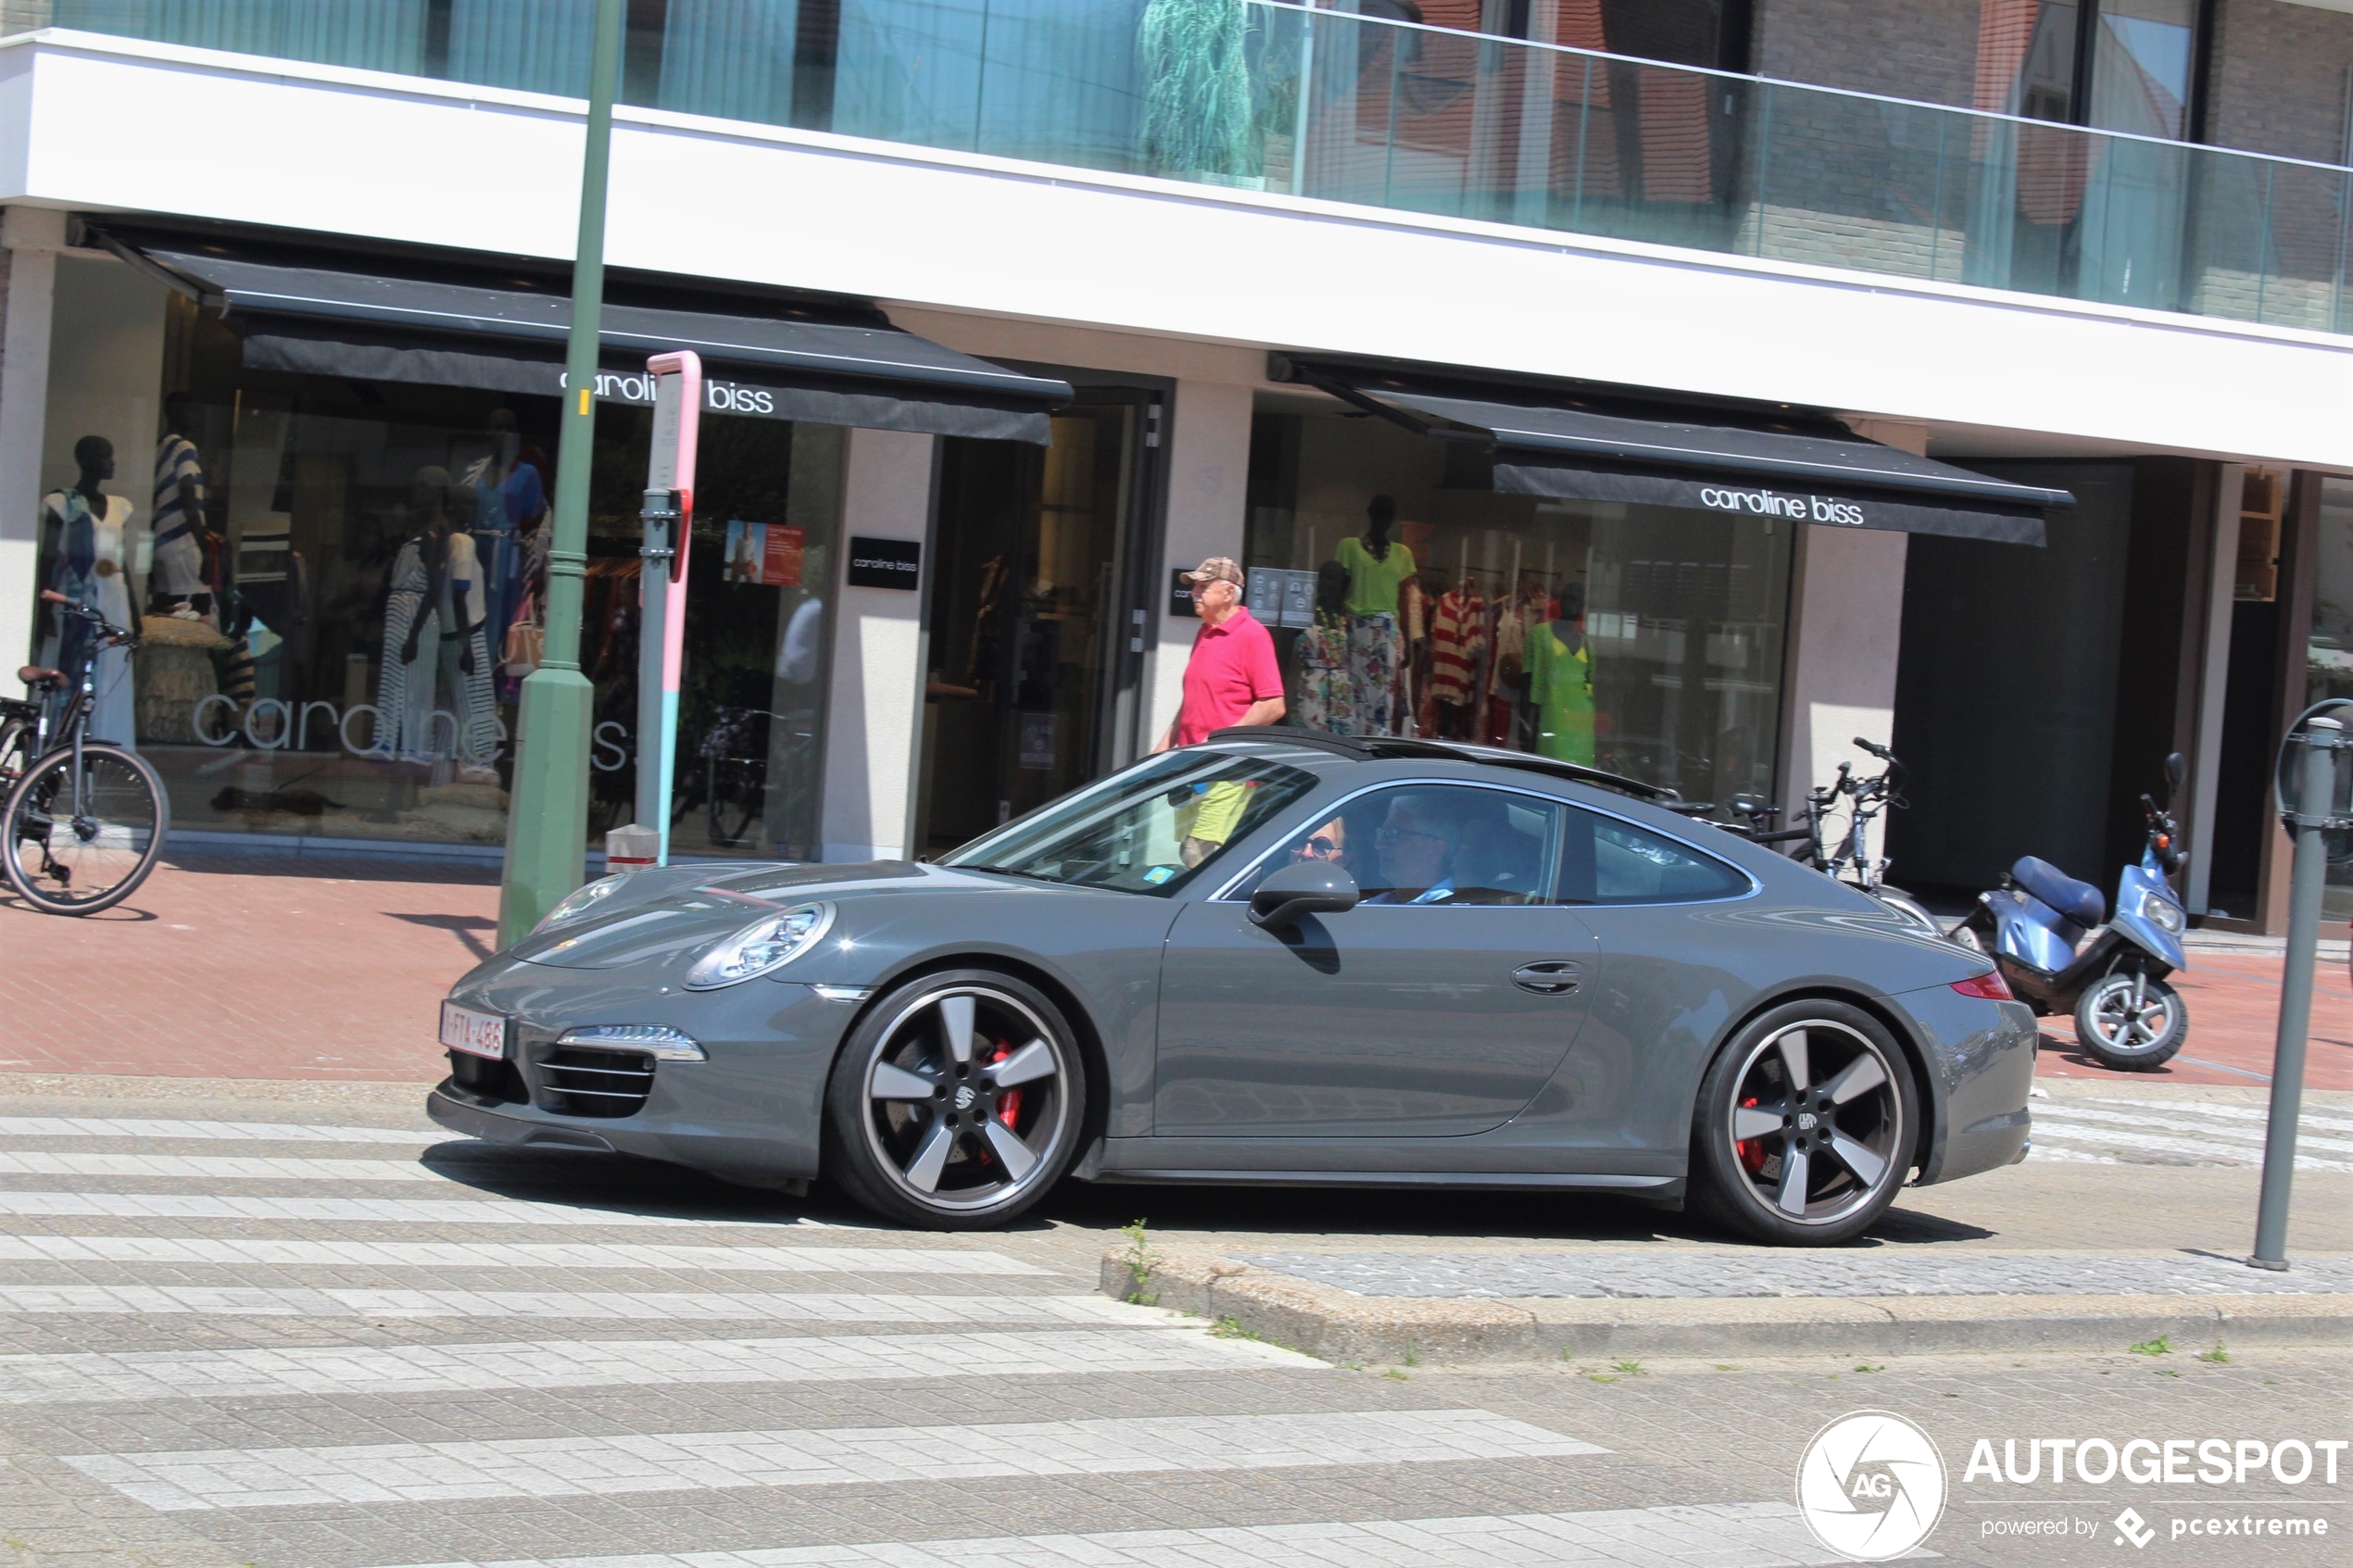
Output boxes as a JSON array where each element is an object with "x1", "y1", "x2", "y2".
[
  {"x1": 1300, "y1": 835, "x2": 1340, "y2": 856},
  {"x1": 1375, "y1": 825, "x2": 1444, "y2": 849}
]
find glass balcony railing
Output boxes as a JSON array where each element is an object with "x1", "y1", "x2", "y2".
[{"x1": 36, "y1": 0, "x2": 2353, "y2": 334}]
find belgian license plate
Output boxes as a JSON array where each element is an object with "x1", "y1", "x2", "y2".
[{"x1": 440, "y1": 1002, "x2": 508, "y2": 1060}]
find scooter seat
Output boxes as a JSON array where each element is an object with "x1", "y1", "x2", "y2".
[{"x1": 2011, "y1": 855, "x2": 2104, "y2": 927}]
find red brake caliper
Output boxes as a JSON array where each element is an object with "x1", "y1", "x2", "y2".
[
  {"x1": 988, "y1": 1040, "x2": 1022, "y2": 1129},
  {"x1": 1737, "y1": 1095, "x2": 1767, "y2": 1174}
]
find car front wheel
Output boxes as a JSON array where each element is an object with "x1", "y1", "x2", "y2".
[
  {"x1": 823, "y1": 969, "x2": 1086, "y2": 1229},
  {"x1": 1691, "y1": 1000, "x2": 1919, "y2": 1246},
  {"x1": 2073, "y1": 971, "x2": 2185, "y2": 1071}
]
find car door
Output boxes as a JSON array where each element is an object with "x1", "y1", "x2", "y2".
[
  {"x1": 1522, "y1": 801, "x2": 1766, "y2": 1158},
  {"x1": 1153, "y1": 782, "x2": 1599, "y2": 1137}
]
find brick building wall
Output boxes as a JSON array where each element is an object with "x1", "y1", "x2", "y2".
[
  {"x1": 1752, "y1": 0, "x2": 1984, "y2": 106},
  {"x1": 2208, "y1": 0, "x2": 2353, "y2": 163}
]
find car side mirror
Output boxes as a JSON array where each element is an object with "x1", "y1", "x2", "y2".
[
  {"x1": 2162, "y1": 750, "x2": 2186, "y2": 807},
  {"x1": 1248, "y1": 861, "x2": 1360, "y2": 930}
]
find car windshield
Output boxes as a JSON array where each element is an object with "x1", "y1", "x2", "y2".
[{"x1": 941, "y1": 749, "x2": 1321, "y2": 895}]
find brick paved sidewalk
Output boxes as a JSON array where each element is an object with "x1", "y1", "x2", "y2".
[
  {"x1": 0, "y1": 857, "x2": 496, "y2": 1082},
  {"x1": 2035, "y1": 948, "x2": 2353, "y2": 1089}
]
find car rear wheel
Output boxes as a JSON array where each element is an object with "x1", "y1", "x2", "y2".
[
  {"x1": 823, "y1": 969, "x2": 1086, "y2": 1229},
  {"x1": 1691, "y1": 1000, "x2": 1919, "y2": 1246}
]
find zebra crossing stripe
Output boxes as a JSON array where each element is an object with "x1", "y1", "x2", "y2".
[
  {"x1": 353, "y1": 1499, "x2": 1831, "y2": 1568},
  {"x1": 2032, "y1": 1103, "x2": 2353, "y2": 1155},
  {"x1": 0, "y1": 1285, "x2": 1139, "y2": 1324},
  {"x1": 2, "y1": 1326, "x2": 1315, "y2": 1405},
  {"x1": 2076, "y1": 1098, "x2": 2353, "y2": 1135},
  {"x1": 0, "y1": 1152, "x2": 449, "y2": 1181},
  {"x1": 0, "y1": 1118, "x2": 447, "y2": 1145},
  {"x1": 0, "y1": 1236, "x2": 1042, "y2": 1273},
  {"x1": 2026, "y1": 1118, "x2": 2353, "y2": 1172},
  {"x1": 62, "y1": 1410, "x2": 1598, "y2": 1510},
  {"x1": 0, "y1": 1192, "x2": 748, "y2": 1226}
]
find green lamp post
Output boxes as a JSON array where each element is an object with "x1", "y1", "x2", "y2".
[{"x1": 497, "y1": 0, "x2": 627, "y2": 947}]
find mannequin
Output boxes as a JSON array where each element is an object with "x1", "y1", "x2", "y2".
[
  {"x1": 39, "y1": 435, "x2": 138, "y2": 745},
  {"x1": 149, "y1": 393, "x2": 212, "y2": 620},
  {"x1": 1527, "y1": 581, "x2": 1596, "y2": 765},
  {"x1": 1335, "y1": 495, "x2": 1416, "y2": 736},
  {"x1": 377, "y1": 469, "x2": 499, "y2": 772}
]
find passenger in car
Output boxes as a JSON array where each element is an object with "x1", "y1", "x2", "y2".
[{"x1": 1290, "y1": 816, "x2": 1349, "y2": 870}]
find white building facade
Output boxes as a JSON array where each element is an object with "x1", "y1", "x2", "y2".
[{"x1": 5, "y1": 1, "x2": 2353, "y2": 929}]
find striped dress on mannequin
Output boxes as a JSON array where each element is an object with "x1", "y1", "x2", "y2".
[{"x1": 375, "y1": 539, "x2": 434, "y2": 761}]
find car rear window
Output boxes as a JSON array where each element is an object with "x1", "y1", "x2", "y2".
[{"x1": 1559, "y1": 807, "x2": 1751, "y2": 905}]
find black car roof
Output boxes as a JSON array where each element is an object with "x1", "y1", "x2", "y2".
[{"x1": 1203, "y1": 726, "x2": 1686, "y2": 809}]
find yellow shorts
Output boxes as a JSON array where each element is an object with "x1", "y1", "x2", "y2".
[{"x1": 1179, "y1": 779, "x2": 1251, "y2": 846}]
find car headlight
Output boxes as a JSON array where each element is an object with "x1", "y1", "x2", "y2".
[
  {"x1": 685, "y1": 902, "x2": 836, "y2": 989},
  {"x1": 2140, "y1": 890, "x2": 2185, "y2": 934},
  {"x1": 534, "y1": 873, "x2": 626, "y2": 935},
  {"x1": 558, "y1": 1024, "x2": 706, "y2": 1061}
]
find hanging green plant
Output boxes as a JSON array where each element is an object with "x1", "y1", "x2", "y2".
[{"x1": 1139, "y1": 0, "x2": 1259, "y2": 182}]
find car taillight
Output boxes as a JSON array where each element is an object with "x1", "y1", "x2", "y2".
[{"x1": 1951, "y1": 970, "x2": 2012, "y2": 1001}]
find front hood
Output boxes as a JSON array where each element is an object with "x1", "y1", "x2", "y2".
[{"x1": 507, "y1": 859, "x2": 1064, "y2": 971}]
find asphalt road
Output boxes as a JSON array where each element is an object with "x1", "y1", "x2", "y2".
[{"x1": 0, "y1": 1074, "x2": 2344, "y2": 1568}]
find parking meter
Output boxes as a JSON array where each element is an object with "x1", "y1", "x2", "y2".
[{"x1": 635, "y1": 351, "x2": 701, "y2": 864}]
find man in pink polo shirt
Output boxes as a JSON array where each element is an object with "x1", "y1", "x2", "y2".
[
  {"x1": 1155, "y1": 556, "x2": 1285, "y2": 751},
  {"x1": 1153, "y1": 557, "x2": 1286, "y2": 866}
]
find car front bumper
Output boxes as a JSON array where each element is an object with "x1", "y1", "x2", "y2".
[{"x1": 426, "y1": 960, "x2": 866, "y2": 1185}]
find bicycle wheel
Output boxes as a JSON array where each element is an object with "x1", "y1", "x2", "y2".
[{"x1": 3, "y1": 743, "x2": 169, "y2": 915}]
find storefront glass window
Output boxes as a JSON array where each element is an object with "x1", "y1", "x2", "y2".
[
  {"x1": 24, "y1": 256, "x2": 841, "y2": 860},
  {"x1": 1243, "y1": 400, "x2": 1793, "y2": 807},
  {"x1": 2305, "y1": 475, "x2": 2353, "y2": 919}
]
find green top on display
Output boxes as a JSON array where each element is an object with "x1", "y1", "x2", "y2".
[{"x1": 1336, "y1": 535, "x2": 1416, "y2": 619}]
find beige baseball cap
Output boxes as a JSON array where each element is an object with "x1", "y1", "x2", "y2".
[{"x1": 1183, "y1": 556, "x2": 1245, "y2": 588}]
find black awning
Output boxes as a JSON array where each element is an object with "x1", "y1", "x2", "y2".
[
  {"x1": 115, "y1": 241, "x2": 1071, "y2": 444},
  {"x1": 1290, "y1": 371, "x2": 2069, "y2": 546}
]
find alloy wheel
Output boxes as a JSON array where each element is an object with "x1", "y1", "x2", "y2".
[
  {"x1": 1725, "y1": 1020, "x2": 1906, "y2": 1226},
  {"x1": 2080, "y1": 973, "x2": 2180, "y2": 1058},
  {"x1": 858, "y1": 984, "x2": 1072, "y2": 1214}
]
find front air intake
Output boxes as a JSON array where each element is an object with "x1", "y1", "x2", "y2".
[{"x1": 535, "y1": 1047, "x2": 654, "y2": 1118}]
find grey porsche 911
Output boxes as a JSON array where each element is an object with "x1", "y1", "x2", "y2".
[{"x1": 428, "y1": 729, "x2": 2035, "y2": 1243}]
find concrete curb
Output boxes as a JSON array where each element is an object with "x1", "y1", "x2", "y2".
[{"x1": 1101, "y1": 1248, "x2": 2353, "y2": 1362}]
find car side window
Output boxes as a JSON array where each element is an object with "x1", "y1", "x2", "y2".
[
  {"x1": 1234, "y1": 784, "x2": 1567, "y2": 907},
  {"x1": 1557, "y1": 805, "x2": 1750, "y2": 905}
]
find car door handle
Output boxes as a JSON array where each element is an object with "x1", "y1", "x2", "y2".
[{"x1": 1512, "y1": 961, "x2": 1582, "y2": 995}]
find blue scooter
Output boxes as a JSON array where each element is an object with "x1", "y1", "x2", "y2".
[{"x1": 1955, "y1": 753, "x2": 2190, "y2": 1070}]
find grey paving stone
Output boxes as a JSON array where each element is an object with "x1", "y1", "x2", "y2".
[
  {"x1": 1239, "y1": 1248, "x2": 2353, "y2": 1298},
  {"x1": 333, "y1": 1500, "x2": 1847, "y2": 1568}
]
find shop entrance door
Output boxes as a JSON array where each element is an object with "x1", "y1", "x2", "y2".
[{"x1": 915, "y1": 386, "x2": 1160, "y2": 856}]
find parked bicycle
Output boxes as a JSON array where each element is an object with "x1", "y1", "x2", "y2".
[
  {"x1": 1732, "y1": 738, "x2": 1942, "y2": 938},
  {"x1": 3, "y1": 589, "x2": 169, "y2": 914}
]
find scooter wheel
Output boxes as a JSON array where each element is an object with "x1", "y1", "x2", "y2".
[{"x1": 2073, "y1": 972, "x2": 2186, "y2": 1071}]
